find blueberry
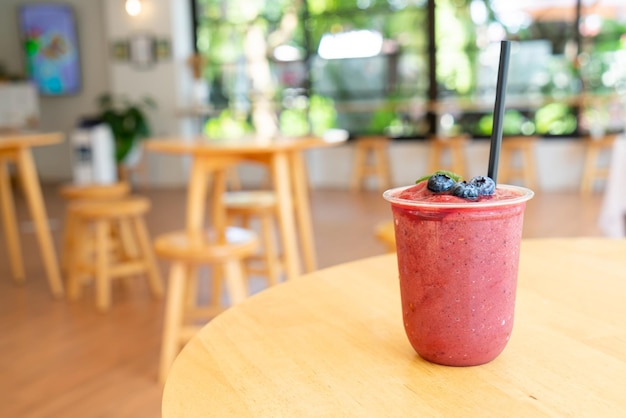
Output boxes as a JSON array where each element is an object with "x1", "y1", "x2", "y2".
[
  {"x1": 469, "y1": 176, "x2": 496, "y2": 196},
  {"x1": 427, "y1": 173, "x2": 455, "y2": 193},
  {"x1": 450, "y1": 181, "x2": 479, "y2": 199}
]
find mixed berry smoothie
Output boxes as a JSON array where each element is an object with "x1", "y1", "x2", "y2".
[{"x1": 383, "y1": 181, "x2": 533, "y2": 366}]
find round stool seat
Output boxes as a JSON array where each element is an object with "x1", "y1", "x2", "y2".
[
  {"x1": 59, "y1": 182, "x2": 130, "y2": 200},
  {"x1": 69, "y1": 196, "x2": 150, "y2": 220},
  {"x1": 154, "y1": 227, "x2": 258, "y2": 263}
]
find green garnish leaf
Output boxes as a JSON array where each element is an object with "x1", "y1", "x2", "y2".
[{"x1": 415, "y1": 170, "x2": 463, "y2": 184}]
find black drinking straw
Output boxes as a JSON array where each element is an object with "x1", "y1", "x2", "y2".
[{"x1": 487, "y1": 40, "x2": 512, "y2": 183}]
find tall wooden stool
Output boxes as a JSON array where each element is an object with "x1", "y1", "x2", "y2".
[
  {"x1": 224, "y1": 190, "x2": 282, "y2": 286},
  {"x1": 65, "y1": 196, "x2": 163, "y2": 311},
  {"x1": 350, "y1": 136, "x2": 392, "y2": 191},
  {"x1": 498, "y1": 136, "x2": 540, "y2": 190},
  {"x1": 155, "y1": 226, "x2": 258, "y2": 383},
  {"x1": 59, "y1": 182, "x2": 132, "y2": 272},
  {"x1": 427, "y1": 135, "x2": 469, "y2": 179},
  {"x1": 580, "y1": 135, "x2": 617, "y2": 195}
]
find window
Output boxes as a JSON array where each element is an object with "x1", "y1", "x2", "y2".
[{"x1": 193, "y1": 0, "x2": 626, "y2": 139}]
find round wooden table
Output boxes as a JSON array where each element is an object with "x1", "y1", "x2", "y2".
[
  {"x1": 145, "y1": 135, "x2": 345, "y2": 281},
  {"x1": 162, "y1": 238, "x2": 626, "y2": 417}
]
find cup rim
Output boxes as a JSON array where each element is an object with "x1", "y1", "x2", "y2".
[{"x1": 383, "y1": 184, "x2": 534, "y2": 209}]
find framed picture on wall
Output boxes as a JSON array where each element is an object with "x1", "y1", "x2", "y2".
[
  {"x1": 129, "y1": 34, "x2": 156, "y2": 69},
  {"x1": 155, "y1": 38, "x2": 171, "y2": 61},
  {"x1": 17, "y1": 3, "x2": 82, "y2": 96},
  {"x1": 111, "y1": 40, "x2": 129, "y2": 61}
]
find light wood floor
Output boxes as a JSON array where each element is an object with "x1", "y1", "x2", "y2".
[{"x1": 0, "y1": 184, "x2": 605, "y2": 418}]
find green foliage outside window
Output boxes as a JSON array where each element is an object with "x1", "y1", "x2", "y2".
[{"x1": 194, "y1": 0, "x2": 626, "y2": 138}]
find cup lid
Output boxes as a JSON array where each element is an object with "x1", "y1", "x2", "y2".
[{"x1": 383, "y1": 184, "x2": 534, "y2": 209}]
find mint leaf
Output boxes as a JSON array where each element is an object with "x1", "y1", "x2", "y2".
[{"x1": 415, "y1": 170, "x2": 463, "y2": 184}]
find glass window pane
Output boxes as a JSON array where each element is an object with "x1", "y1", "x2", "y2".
[{"x1": 194, "y1": 0, "x2": 622, "y2": 138}]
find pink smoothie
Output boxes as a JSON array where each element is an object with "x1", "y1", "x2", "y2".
[{"x1": 384, "y1": 181, "x2": 533, "y2": 366}]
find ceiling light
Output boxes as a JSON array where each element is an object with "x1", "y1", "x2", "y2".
[{"x1": 125, "y1": 0, "x2": 142, "y2": 17}]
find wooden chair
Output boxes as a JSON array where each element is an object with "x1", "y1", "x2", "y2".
[
  {"x1": 427, "y1": 135, "x2": 469, "y2": 179},
  {"x1": 223, "y1": 190, "x2": 282, "y2": 287},
  {"x1": 375, "y1": 220, "x2": 396, "y2": 253},
  {"x1": 350, "y1": 136, "x2": 393, "y2": 191},
  {"x1": 498, "y1": 136, "x2": 540, "y2": 190},
  {"x1": 65, "y1": 196, "x2": 163, "y2": 311},
  {"x1": 155, "y1": 226, "x2": 258, "y2": 383},
  {"x1": 579, "y1": 135, "x2": 617, "y2": 195}
]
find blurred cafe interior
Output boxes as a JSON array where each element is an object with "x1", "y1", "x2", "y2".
[{"x1": 1, "y1": 0, "x2": 625, "y2": 416}]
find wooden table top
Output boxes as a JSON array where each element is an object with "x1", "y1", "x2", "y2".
[
  {"x1": 162, "y1": 238, "x2": 626, "y2": 417},
  {"x1": 144, "y1": 134, "x2": 344, "y2": 156},
  {"x1": 0, "y1": 132, "x2": 63, "y2": 149}
]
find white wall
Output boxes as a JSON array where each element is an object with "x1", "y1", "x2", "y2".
[
  {"x1": 0, "y1": 0, "x2": 110, "y2": 181},
  {"x1": 103, "y1": 0, "x2": 195, "y2": 187},
  {"x1": 0, "y1": 0, "x2": 195, "y2": 185},
  {"x1": 0, "y1": 1, "x2": 602, "y2": 191}
]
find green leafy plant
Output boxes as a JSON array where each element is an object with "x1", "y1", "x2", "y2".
[
  {"x1": 96, "y1": 93, "x2": 156, "y2": 162},
  {"x1": 203, "y1": 108, "x2": 253, "y2": 139}
]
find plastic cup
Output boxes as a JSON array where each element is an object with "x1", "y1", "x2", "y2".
[{"x1": 383, "y1": 184, "x2": 534, "y2": 366}]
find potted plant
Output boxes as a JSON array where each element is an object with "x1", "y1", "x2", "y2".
[{"x1": 96, "y1": 93, "x2": 156, "y2": 175}]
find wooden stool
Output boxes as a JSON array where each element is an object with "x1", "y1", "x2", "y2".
[
  {"x1": 498, "y1": 136, "x2": 540, "y2": 190},
  {"x1": 350, "y1": 136, "x2": 392, "y2": 191},
  {"x1": 224, "y1": 190, "x2": 282, "y2": 286},
  {"x1": 375, "y1": 220, "x2": 396, "y2": 253},
  {"x1": 155, "y1": 226, "x2": 258, "y2": 383},
  {"x1": 580, "y1": 135, "x2": 617, "y2": 195},
  {"x1": 427, "y1": 135, "x2": 469, "y2": 179},
  {"x1": 59, "y1": 182, "x2": 132, "y2": 272},
  {"x1": 65, "y1": 196, "x2": 164, "y2": 311},
  {"x1": 59, "y1": 182, "x2": 130, "y2": 201}
]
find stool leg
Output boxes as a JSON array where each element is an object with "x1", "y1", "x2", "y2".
[
  {"x1": 237, "y1": 214, "x2": 255, "y2": 277},
  {"x1": 60, "y1": 212, "x2": 74, "y2": 274},
  {"x1": 118, "y1": 218, "x2": 140, "y2": 260},
  {"x1": 428, "y1": 144, "x2": 442, "y2": 174},
  {"x1": 0, "y1": 160, "x2": 25, "y2": 283},
  {"x1": 523, "y1": 146, "x2": 537, "y2": 190},
  {"x1": 159, "y1": 261, "x2": 187, "y2": 384},
  {"x1": 223, "y1": 259, "x2": 248, "y2": 305},
  {"x1": 210, "y1": 265, "x2": 224, "y2": 309},
  {"x1": 66, "y1": 216, "x2": 89, "y2": 301},
  {"x1": 499, "y1": 148, "x2": 512, "y2": 184},
  {"x1": 260, "y1": 213, "x2": 280, "y2": 286},
  {"x1": 132, "y1": 215, "x2": 164, "y2": 298},
  {"x1": 226, "y1": 167, "x2": 242, "y2": 190},
  {"x1": 95, "y1": 220, "x2": 111, "y2": 311},
  {"x1": 350, "y1": 145, "x2": 367, "y2": 191},
  {"x1": 16, "y1": 148, "x2": 64, "y2": 297},
  {"x1": 378, "y1": 145, "x2": 392, "y2": 190},
  {"x1": 185, "y1": 265, "x2": 199, "y2": 308},
  {"x1": 451, "y1": 145, "x2": 466, "y2": 179},
  {"x1": 580, "y1": 146, "x2": 599, "y2": 195}
]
